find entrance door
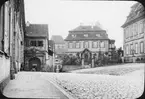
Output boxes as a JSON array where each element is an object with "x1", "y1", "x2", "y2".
[
  {"x1": 84, "y1": 54, "x2": 89, "y2": 65},
  {"x1": 29, "y1": 57, "x2": 41, "y2": 71}
]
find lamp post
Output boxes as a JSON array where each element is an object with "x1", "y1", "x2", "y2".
[
  {"x1": 98, "y1": 41, "x2": 102, "y2": 66},
  {"x1": 98, "y1": 41, "x2": 102, "y2": 56}
]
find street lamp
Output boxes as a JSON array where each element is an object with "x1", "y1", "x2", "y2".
[
  {"x1": 99, "y1": 41, "x2": 102, "y2": 55},
  {"x1": 98, "y1": 41, "x2": 102, "y2": 66}
]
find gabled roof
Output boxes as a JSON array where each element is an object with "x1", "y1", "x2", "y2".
[
  {"x1": 51, "y1": 35, "x2": 65, "y2": 44},
  {"x1": 55, "y1": 48, "x2": 67, "y2": 54},
  {"x1": 26, "y1": 24, "x2": 48, "y2": 38},
  {"x1": 49, "y1": 40, "x2": 54, "y2": 51},
  {"x1": 69, "y1": 25, "x2": 103, "y2": 32}
]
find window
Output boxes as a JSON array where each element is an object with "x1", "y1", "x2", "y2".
[
  {"x1": 92, "y1": 41, "x2": 98, "y2": 48},
  {"x1": 38, "y1": 41, "x2": 43, "y2": 47},
  {"x1": 96, "y1": 34, "x2": 100, "y2": 37},
  {"x1": 55, "y1": 45, "x2": 58, "y2": 49},
  {"x1": 126, "y1": 27, "x2": 129, "y2": 38},
  {"x1": 69, "y1": 42, "x2": 73, "y2": 48},
  {"x1": 112, "y1": 44, "x2": 115, "y2": 48},
  {"x1": 30, "y1": 41, "x2": 36, "y2": 46},
  {"x1": 57, "y1": 45, "x2": 59, "y2": 49},
  {"x1": 132, "y1": 24, "x2": 135, "y2": 36},
  {"x1": 125, "y1": 28, "x2": 127, "y2": 38},
  {"x1": 140, "y1": 42, "x2": 144, "y2": 53},
  {"x1": 138, "y1": 22, "x2": 141, "y2": 34},
  {"x1": 84, "y1": 34, "x2": 88, "y2": 37},
  {"x1": 126, "y1": 45, "x2": 129, "y2": 55},
  {"x1": 26, "y1": 41, "x2": 29, "y2": 47},
  {"x1": 130, "y1": 25, "x2": 133, "y2": 37},
  {"x1": 109, "y1": 44, "x2": 112, "y2": 48},
  {"x1": 128, "y1": 27, "x2": 131, "y2": 37},
  {"x1": 135, "y1": 23, "x2": 138, "y2": 35},
  {"x1": 140, "y1": 22, "x2": 143, "y2": 33},
  {"x1": 130, "y1": 44, "x2": 133, "y2": 54},
  {"x1": 133, "y1": 24, "x2": 136, "y2": 36},
  {"x1": 124, "y1": 29, "x2": 126, "y2": 39},
  {"x1": 126, "y1": 28, "x2": 128, "y2": 39},
  {"x1": 30, "y1": 40, "x2": 43, "y2": 47},
  {"x1": 84, "y1": 41, "x2": 89, "y2": 48},
  {"x1": 125, "y1": 45, "x2": 127, "y2": 55},
  {"x1": 100, "y1": 41, "x2": 105, "y2": 48},
  {"x1": 135, "y1": 43, "x2": 138, "y2": 53},
  {"x1": 76, "y1": 42, "x2": 80, "y2": 48},
  {"x1": 72, "y1": 34, "x2": 76, "y2": 38},
  {"x1": 60, "y1": 45, "x2": 62, "y2": 48}
]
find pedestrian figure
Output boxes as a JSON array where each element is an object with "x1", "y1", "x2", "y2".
[
  {"x1": 31, "y1": 68, "x2": 36, "y2": 71},
  {"x1": 20, "y1": 62, "x2": 24, "y2": 71},
  {"x1": 31, "y1": 65, "x2": 36, "y2": 71}
]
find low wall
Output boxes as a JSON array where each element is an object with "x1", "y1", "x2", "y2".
[
  {"x1": 0, "y1": 55, "x2": 10, "y2": 93},
  {"x1": 62, "y1": 65, "x2": 82, "y2": 72}
]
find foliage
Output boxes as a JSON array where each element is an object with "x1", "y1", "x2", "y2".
[
  {"x1": 62, "y1": 54, "x2": 81, "y2": 65},
  {"x1": 136, "y1": 58, "x2": 145, "y2": 63},
  {"x1": 94, "y1": 50, "x2": 123, "y2": 66}
]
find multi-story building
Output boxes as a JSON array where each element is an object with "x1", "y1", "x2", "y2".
[
  {"x1": 24, "y1": 22, "x2": 52, "y2": 71},
  {"x1": 122, "y1": 2, "x2": 145, "y2": 62},
  {"x1": 65, "y1": 24, "x2": 115, "y2": 67},
  {"x1": 0, "y1": 0, "x2": 25, "y2": 92},
  {"x1": 51, "y1": 35, "x2": 67, "y2": 57}
]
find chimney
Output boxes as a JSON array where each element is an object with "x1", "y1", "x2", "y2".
[
  {"x1": 80, "y1": 23, "x2": 83, "y2": 26},
  {"x1": 91, "y1": 23, "x2": 94, "y2": 29}
]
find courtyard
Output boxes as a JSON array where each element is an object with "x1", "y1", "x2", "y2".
[{"x1": 3, "y1": 63, "x2": 144, "y2": 99}]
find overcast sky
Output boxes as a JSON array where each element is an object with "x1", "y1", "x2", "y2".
[{"x1": 24, "y1": 0, "x2": 137, "y2": 48}]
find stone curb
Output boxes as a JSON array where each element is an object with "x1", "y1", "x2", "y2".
[
  {"x1": 44, "y1": 77, "x2": 76, "y2": 99},
  {"x1": 0, "y1": 75, "x2": 10, "y2": 94}
]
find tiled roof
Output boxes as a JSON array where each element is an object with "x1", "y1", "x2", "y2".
[
  {"x1": 69, "y1": 25, "x2": 103, "y2": 32},
  {"x1": 109, "y1": 39, "x2": 115, "y2": 44},
  {"x1": 49, "y1": 40, "x2": 54, "y2": 51},
  {"x1": 51, "y1": 35, "x2": 65, "y2": 44},
  {"x1": 122, "y1": 2, "x2": 145, "y2": 27},
  {"x1": 65, "y1": 25, "x2": 109, "y2": 41},
  {"x1": 55, "y1": 48, "x2": 68, "y2": 54},
  {"x1": 26, "y1": 24, "x2": 48, "y2": 37},
  {"x1": 65, "y1": 28, "x2": 109, "y2": 41}
]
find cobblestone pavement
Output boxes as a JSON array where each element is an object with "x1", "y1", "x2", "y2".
[{"x1": 3, "y1": 72, "x2": 69, "y2": 99}]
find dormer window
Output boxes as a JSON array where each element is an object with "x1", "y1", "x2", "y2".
[
  {"x1": 84, "y1": 34, "x2": 88, "y2": 37},
  {"x1": 72, "y1": 34, "x2": 76, "y2": 38},
  {"x1": 96, "y1": 34, "x2": 100, "y2": 37}
]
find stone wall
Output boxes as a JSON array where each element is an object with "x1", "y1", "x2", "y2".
[{"x1": 0, "y1": 55, "x2": 10, "y2": 93}]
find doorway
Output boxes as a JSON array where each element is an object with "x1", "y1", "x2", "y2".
[{"x1": 29, "y1": 57, "x2": 41, "y2": 71}]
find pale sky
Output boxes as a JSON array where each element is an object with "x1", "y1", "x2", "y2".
[{"x1": 24, "y1": 0, "x2": 137, "y2": 48}]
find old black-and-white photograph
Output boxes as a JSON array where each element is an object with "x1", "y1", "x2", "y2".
[{"x1": 0, "y1": 0, "x2": 145, "y2": 99}]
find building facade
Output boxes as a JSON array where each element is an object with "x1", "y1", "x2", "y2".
[
  {"x1": 24, "y1": 22, "x2": 51, "y2": 71},
  {"x1": 122, "y1": 2, "x2": 145, "y2": 62},
  {"x1": 51, "y1": 35, "x2": 67, "y2": 57},
  {"x1": 65, "y1": 24, "x2": 115, "y2": 66},
  {"x1": 0, "y1": 0, "x2": 25, "y2": 92}
]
